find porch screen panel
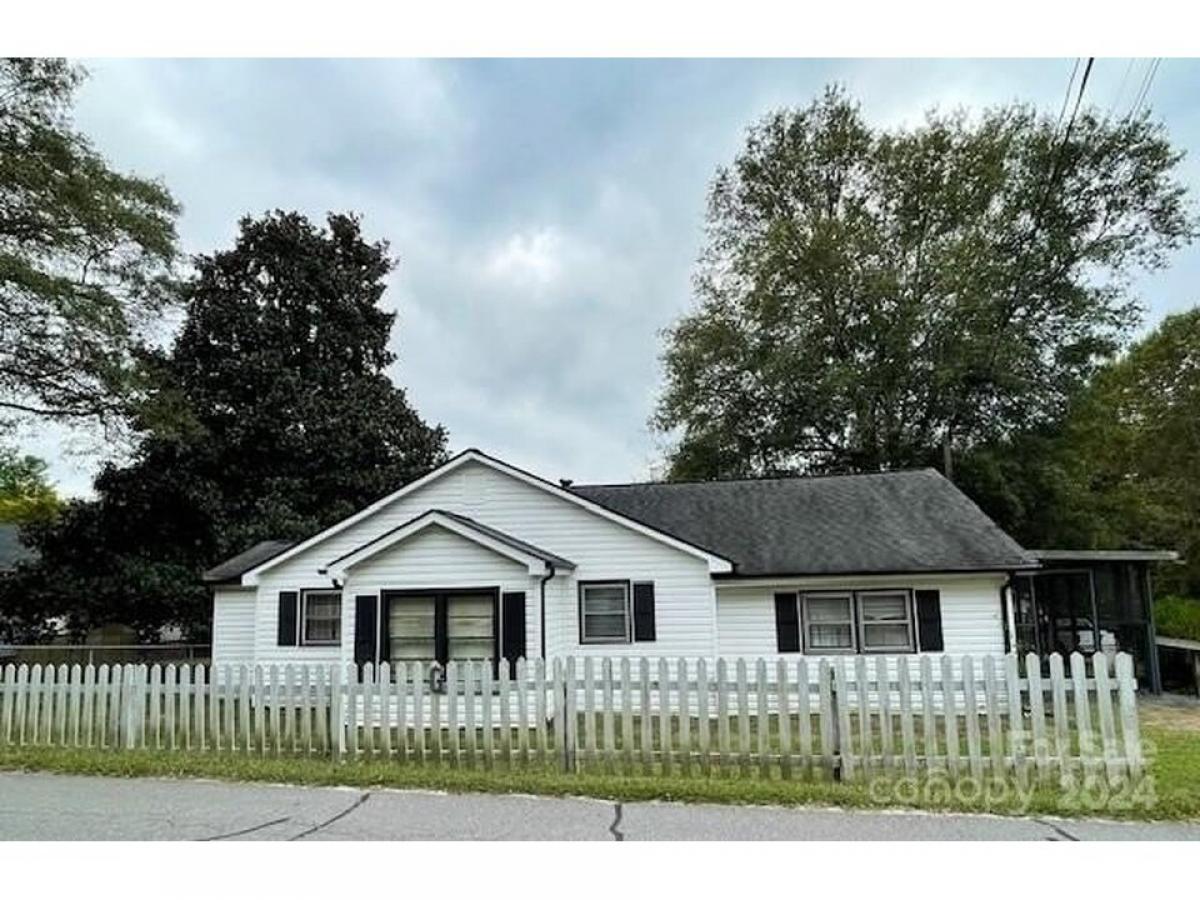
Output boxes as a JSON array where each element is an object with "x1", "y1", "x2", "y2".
[
  {"x1": 390, "y1": 596, "x2": 436, "y2": 661},
  {"x1": 447, "y1": 593, "x2": 495, "y2": 662}
]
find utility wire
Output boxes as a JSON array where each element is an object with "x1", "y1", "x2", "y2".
[
  {"x1": 1127, "y1": 58, "x2": 1161, "y2": 121},
  {"x1": 1108, "y1": 58, "x2": 1136, "y2": 119}
]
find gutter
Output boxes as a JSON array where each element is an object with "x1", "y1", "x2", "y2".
[{"x1": 539, "y1": 562, "x2": 555, "y2": 659}]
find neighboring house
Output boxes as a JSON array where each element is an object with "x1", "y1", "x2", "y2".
[{"x1": 204, "y1": 448, "x2": 1051, "y2": 677}]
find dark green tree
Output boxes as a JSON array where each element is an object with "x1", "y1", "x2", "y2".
[
  {"x1": 1, "y1": 212, "x2": 447, "y2": 641},
  {"x1": 0, "y1": 58, "x2": 179, "y2": 431},
  {"x1": 654, "y1": 87, "x2": 1194, "y2": 480}
]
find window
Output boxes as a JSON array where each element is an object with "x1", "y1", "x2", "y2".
[
  {"x1": 802, "y1": 592, "x2": 855, "y2": 651},
  {"x1": 579, "y1": 581, "x2": 631, "y2": 644},
  {"x1": 302, "y1": 590, "x2": 342, "y2": 645},
  {"x1": 796, "y1": 589, "x2": 917, "y2": 653},
  {"x1": 858, "y1": 591, "x2": 915, "y2": 652}
]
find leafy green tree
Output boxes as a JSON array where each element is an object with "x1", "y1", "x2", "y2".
[
  {"x1": 0, "y1": 448, "x2": 60, "y2": 523},
  {"x1": 0, "y1": 58, "x2": 179, "y2": 430},
  {"x1": 1055, "y1": 308, "x2": 1200, "y2": 594},
  {"x1": 1, "y1": 212, "x2": 447, "y2": 641},
  {"x1": 654, "y1": 87, "x2": 1194, "y2": 480}
]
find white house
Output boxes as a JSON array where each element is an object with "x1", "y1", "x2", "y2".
[{"x1": 203, "y1": 448, "x2": 1037, "y2": 672}]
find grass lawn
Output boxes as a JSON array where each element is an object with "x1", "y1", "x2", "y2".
[{"x1": 1, "y1": 709, "x2": 1196, "y2": 823}]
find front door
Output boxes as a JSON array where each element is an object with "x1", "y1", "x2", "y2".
[{"x1": 383, "y1": 589, "x2": 498, "y2": 669}]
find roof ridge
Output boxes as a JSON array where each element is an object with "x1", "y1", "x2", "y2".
[{"x1": 572, "y1": 467, "x2": 939, "y2": 490}]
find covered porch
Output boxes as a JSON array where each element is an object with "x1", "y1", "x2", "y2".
[{"x1": 1012, "y1": 549, "x2": 1178, "y2": 694}]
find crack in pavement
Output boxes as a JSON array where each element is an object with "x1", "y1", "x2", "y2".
[
  {"x1": 201, "y1": 816, "x2": 291, "y2": 841},
  {"x1": 289, "y1": 792, "x2": 371, "y2": 841},
  {"x1": 609, "y1": 802, "x2": 625, "y2": 841},
  {"x1": 1036, "y1": 818, "x2": 1079, "y2": 841}
]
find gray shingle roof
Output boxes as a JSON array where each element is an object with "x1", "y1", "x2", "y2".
[
  {"x1": 202, "y1": 539, "x2": 294, "y2": 584},
  {"x1": 572, "y1": 468, "x2": 1035, "y2": 577}
]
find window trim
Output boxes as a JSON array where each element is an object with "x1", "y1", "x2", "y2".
[
  {"x1": 797, "y1": 588, "x2": 917, "y2": 654},
  {"x1": 300, "y1": 588, "x2": 343, "y2": 647},
  {"x1": 856, "y1": 589, "x2": 917, "y2": 654},
  {"x1": 799, "y1": 591, "x2": 857, "y2": 654},
  {"x1": 577, "y1": 579, "x2": 632, "y2": 645}
]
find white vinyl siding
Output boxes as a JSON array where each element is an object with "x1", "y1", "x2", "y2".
[
  {"x1": 717, "y1": 574, "x2": 1006, "y2": 666},
  {"x1": 212, "y1": 587, "x2": 256, "y2": 668},
  {"x1": 249, "y1": 460, "x2": 717, "y2": 664}
]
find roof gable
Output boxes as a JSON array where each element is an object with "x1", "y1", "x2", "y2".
[
  {"x1": 238, "y1": 449, "x2": 733, "y2": 584},
  {"x1": 324, "y1": 509, "x2": 576, "y2": 578}
]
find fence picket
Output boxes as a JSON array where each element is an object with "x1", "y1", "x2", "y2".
[
  {"x1": 600, "y1": 658, "x2": 614, "y2": 773},
  {"x1": 796, "y1": 658, "x2": 813, "y2": 778},
  {"x1": 1024, "y1": 653, "x2": 1048, "y2": 781},
  {"x1": 660, "y1": 658, "x2": 674, "y2": 776},
  {"x1": 1004, "y1": 654, "x2": 1026, "y2": 783},
  {"x1": 818, "y1": 660, "x2": 834, "y2": 776},
  {"x1": 27, "y1": 664, "x2": 42, "y2": 745},
  {"x1": 480, "y1": 660, "x2": 493, "y2": 770},
  {"x1": 619, "y1": 658, "x2": 633, "y2": 774},
  {"x1": 833, "y1": 659, "x2": 854, "y2": 781},
  {"x1": 396, "y1": 662, "x2": 410, "y2": 762},
  {"x1": 536, "y1": 658, "x2": 549, "y2": 767},
  {"x1": 774, "y1": 659, "x2": 791, "y2": 779},
  {"x1": 284, "y1": 664, "x2": 299, "y2": 755},
  {"x1": 716, "y1": 658, "x2": 730, "y2": 776},
  {"x1": 897, "y1": 657, "x2": 916, "y2": 776},
  {"x1": 962, "y1": 656, "x2": 983, "y2": 780},
  {"x1": 1115, "y1": 654, "x2": 1142, "y2": 780},
  {"x1": 854, "y1": 656, "x2": 871, "y2": 773},
  {"x1": 940, "y1": 655, "x2": 958, "y2": 777},
  {"x1": 876, "y1": 656, "x2": 894, "y2": 772},
  {"x1": 516, "y1": 659, "x2": 530, "y2": 767},
  {"x1": 983, "y1": 656, "x2": 1004, "y2": 778},
  {"x1": 754, "y1": 659, "x2": 769, "y2": 778},
  {"x1": 696, "y1": 658, "x2": 711, "y2": 777},
  {"x1": 238, "y1": 664, "x2": 251, "y2": 753},
  {"x1": 312, "y1": 666, "x2": 328, "y2": 754},
  {"x1": 1070, "y1": 652, "x2": 1096, "y2": 780},
  {"x1": 445, "y1": 661, "x2": 458, "y2": 767},
  {"x1": 583, "y1": 658, "x2": 596, "y2": 770},
  {"x1": 735, "y1": 658, "x2": 751, "y2": 778},
  {"x1": 639, "y1": 658, "x2": 653, "y2": 775},
  {"x1": 462, "y1": 661, "x2": 476, "y2": 768},
  {"x1": 55, "y1": 665, "x2": 70, "y2": 746},
  {"x1": 299, "y1": 665, "x2": 313, "y2": 755},
  {"x1": 1047, "y1": 653, "x2": 1070, "y2": 782},
  {"x1": 2, "y1": 664, "x2": 15, "y2": 745},
  {"x1": 412, "y1": 663, "x2": 425, "y2": 764},
  {"x1": 1094, "y1": 656, "x2": 1120, "y2": 785},
  {"x1": 678, "y1": 658, "x2": 692, "y2": 776},
  {"x1": 499, "y1": 660, "x2": 512, "y2": 770}
]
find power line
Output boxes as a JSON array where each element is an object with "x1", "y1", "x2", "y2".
[
  {"x1": 1108, "y1": 58, "x2": 1136, "y2": 119},
  {"x1": 1128, "y1": 58, "x2": 1161, "y2": 121},
  {"x1": 1055, "y1": 58, "x2": 1081, "y2": 131}
]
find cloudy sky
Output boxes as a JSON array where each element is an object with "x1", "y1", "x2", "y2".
[{"x1": 26, "y1": 58, "x2": 1200, "y2": 495}]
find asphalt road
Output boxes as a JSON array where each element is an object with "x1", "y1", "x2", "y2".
[{"x1": 1, "y1": 771, "x2": 1198, "y2": 840}]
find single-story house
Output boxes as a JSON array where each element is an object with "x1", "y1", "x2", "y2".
[{"x1": 203, "y1": 448, "x2": 1168, "y2": 687}]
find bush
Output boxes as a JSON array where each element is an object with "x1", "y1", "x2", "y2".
[{"x1": 1156, "y1": 595, "x2": 1200, "y2": 642}]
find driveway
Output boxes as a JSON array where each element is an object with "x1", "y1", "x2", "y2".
[{"x1": 1, "y1": 771, "x2": 1197, "y2": 840}]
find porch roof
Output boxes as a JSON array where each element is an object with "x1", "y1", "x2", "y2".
[{"x1": 1027, "y1": 549, "x2": 1180, "y2": 563}]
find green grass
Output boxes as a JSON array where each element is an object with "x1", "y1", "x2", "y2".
[
  {"x1": 1, "y1": 720, "x2": 1196, "y2": 822},
  {"x1": 1156, "y1": 595, "x2": 1200, "y2": 642}
]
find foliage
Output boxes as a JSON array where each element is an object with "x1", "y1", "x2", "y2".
[
  {"x1": 655, "y1": 87, "x2": 1195, "y2": 479},
  {"x1": 1155, "y1": 596, "x2": 1200, "y2": 643},
  {"x1": 0, "y1": 211, "x2": 448, "y2": 641},
  {"x1": 0, "y1": 58, "x2": 180, "y2": 432},
  {"x1": 0, "y1": 448, "x2": 59, "y2": 523}
]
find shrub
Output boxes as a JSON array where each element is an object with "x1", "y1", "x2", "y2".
[{"x1": 1156, "y1": 595, "x2": 1200, "y2": 642}]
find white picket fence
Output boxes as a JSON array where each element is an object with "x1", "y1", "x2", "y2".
[{"x1": 0, "y1": 652, "x2": 1143, "y2": 783}]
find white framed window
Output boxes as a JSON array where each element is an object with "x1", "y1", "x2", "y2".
[
  {"x1": 301, "y1": 589, "x2": 342, "y2": 646},
  {"x1": 858, "y1": 590, "x2": 915, "y2": 652},
  {"x1": 579, "y1": 581, "x2": 631, "y2": 644},
  {"x1": 801, "y1": 592, "x2": 855, "y2": 651}
]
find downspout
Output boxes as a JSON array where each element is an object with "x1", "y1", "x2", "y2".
[{"x1": 539, "y1": 563, "x2": 555, "y2": 660}]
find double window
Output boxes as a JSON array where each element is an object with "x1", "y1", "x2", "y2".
[
  {"x1": 301, "y1": 589, "x2": 342, "y2": 646},
  {"x1": 799, "y1": 590, "x2": 915, "y2": 653},
  {"x1": 579, "y1": 581, "x2": 631, "y2": 644}
]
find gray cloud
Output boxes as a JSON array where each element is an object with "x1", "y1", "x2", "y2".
[{"x1": 28, "y1": 58, "x2": 1200, "y2": 496}]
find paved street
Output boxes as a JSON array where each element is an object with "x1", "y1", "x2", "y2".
[{"x1": 1, "y1": 771, "x2": 1198, "y2": 840}]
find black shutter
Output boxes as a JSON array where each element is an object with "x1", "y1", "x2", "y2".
[
  {"x1": 633, "y1": 582, "x2": 656, "y2": 642},
  {"x1": 774, "y1": 592, "x2": 800, "y2": 652},
  {"x1": 354, "y1": 595, "x2": 378, "y2": 667},
  {"x1": 502, "y1": 591, "x2": 527, "y2": 677},
  {"x1": 916, "y1": 589, "x2": 944, "y2": 652},
  {"x1": 277, "y1": 591, "x2": 299, "y2": 646},
  {"x1": 379, "y1": 594, "x2": 391, "y2": 667}
]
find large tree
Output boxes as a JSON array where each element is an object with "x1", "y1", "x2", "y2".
[
  {"x1": 0, "y1": 58, "x2": 179, "y2": 432},
  {"x1": 0, "y1": 212, "x2": 447, "y2": 641},
  {"x1": 654, "y1": 87, "x2": 1194, "y2": 480}
]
